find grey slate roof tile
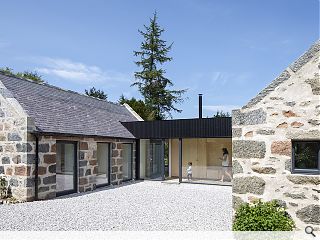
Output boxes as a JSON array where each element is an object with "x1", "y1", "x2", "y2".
[{"x1": 0, "y1": 73, "x2": 137, "y2": 139}]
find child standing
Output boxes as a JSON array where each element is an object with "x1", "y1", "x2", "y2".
[{"x1": 187, "y1": 162, "x2": 192, "y2": 181}]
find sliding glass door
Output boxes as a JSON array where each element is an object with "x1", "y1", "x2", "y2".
[
  {"x1": 139, "y1": 139, "x2": 165, "y2": 180},
  {"x1": 96, "y1": 143, "x2": 110, "y2": 186},
  {"x1": 122, "y1": 143, "x2": 133, "y2": 181},
  {"x1": 170, "y1": 138, "x2": 232, "y2": 184},
  {"x1": 56, "y1": 141, "x2": 77, "y2": 195}
]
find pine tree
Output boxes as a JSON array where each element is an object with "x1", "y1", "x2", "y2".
[
  {"x1": 85, "y1": 87, "x2": 107, "y2": 100},
  {"x1": 133, "y1": 12, "x2": 186, "y2": 120}
]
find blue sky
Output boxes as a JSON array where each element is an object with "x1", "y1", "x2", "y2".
[{"x1": 0, "y1": 0, "x2": 318, "y2": 118}]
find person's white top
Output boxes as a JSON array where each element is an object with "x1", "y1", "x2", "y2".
[
  {"x1": 187, "y1": 166, "x2": 192, "y2": 174},
  {"x1": 222, "y1": 154, "x2": 229, "y2": 167}
]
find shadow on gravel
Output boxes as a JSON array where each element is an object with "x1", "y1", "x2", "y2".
[{"x1": 56, "y1": 180, "x2": 144, "y2": 200}]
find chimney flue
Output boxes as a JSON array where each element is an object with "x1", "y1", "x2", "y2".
[{"x1": 199, "y1": 94, "x2": 203, "y2": 119}]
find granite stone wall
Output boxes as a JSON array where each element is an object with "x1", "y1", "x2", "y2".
[
  {"x1": 111, "y1": 140, "x2": 136, "y2": 185},
  {"x1": 35, "y1": 136, "x2": 57, "y2": 200},
  {"x1": 34, "y1": 136, "x2": 136, "y2": 200},
  {"x1": 232, "y1": 41, "x2": 320, "y2": 229},
  {"x1": 1, "y1": 79, "x2": 136, "y2": 201},
  {"x1": 1, "y1": 75, "x2": 137, "y2": 202},
  {"x1": 0, "y1": 81, "x2": 36, "y2": 201}
]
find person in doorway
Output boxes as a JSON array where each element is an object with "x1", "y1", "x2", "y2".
[
  {"x1": 187, "y1": 162, "x2": 192, "y2": 181},
  {"x1": 219, "y1": 148, "x2": 232, "y2": 182}
]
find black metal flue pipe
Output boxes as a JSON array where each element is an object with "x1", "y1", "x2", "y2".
[{"x1": 199, "y1": 94, "x2": 203, "y2": 119}]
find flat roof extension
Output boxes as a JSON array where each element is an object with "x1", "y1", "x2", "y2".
[{"x1": 121, "y1": 117, "x2": 232, "y2": 139}]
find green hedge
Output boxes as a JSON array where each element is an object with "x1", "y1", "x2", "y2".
[{"x1": 233, "y1": 200, "x2": 295, "y2": 231}]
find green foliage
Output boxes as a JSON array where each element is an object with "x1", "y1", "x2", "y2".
[
  {"x1": 5, "y1": 196, "x2": 20, "y2": 204},
  {"x1": 0, "y1": 177, "x2": 7, "y2": 199},
  {"x1": 16, "y1": 71, "x2": 44, "y2": 83},
  {"x1": 213, "y1": 110, "x2": 230, "y2": 118},
  {"x1": 0, "y1": 67, "x2": 14, "y2": 75},
  {"x1": 119, "y1": 95, "x2": 155, "y2": 120},
  {"x1": 85, "y1": 87, "x2": 107, "y2": 100},
  {"x1": 0, "y1": 67, "x2": 44, "y2": 83},
  {"x1": 233, "y1": 200, "x2": 295, "y2": 231},
  {"x1": 294, "y1": 146, "x2": 316, "y2": 169},
  {"x1": 133, "y1": 12, "x2": 186, "y2": 120}
]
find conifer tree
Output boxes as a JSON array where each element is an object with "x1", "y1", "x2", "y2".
[
  {"x1": 133, "y1": 12, "x2": 186, "y2": 120},
  {"x1": 119, "y1": 95, "x2": 155, "y2": 120},
  {"x1": 85, "y1": 87, "x2": 107, "y2": 100}
]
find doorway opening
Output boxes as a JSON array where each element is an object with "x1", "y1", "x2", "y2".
[
  {"x1": 96, "y1": 142, "x2": 111, "y2": 187},
  {"x1": 139, "y1": 139, "x2": 169, "y2": 180},
  {"x1": 56, "y1": 141, "x2": 77, "y2": 196}
]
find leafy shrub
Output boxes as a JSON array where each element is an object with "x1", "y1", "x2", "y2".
[
  {"x1": 0, "y1": 177, "x2": 8, "y2": 198},
  {"x1": 5, "y1": 196, "x2": 20, "y2": 204},
  {"x1": 233, "y1": 200, "x2": 295, "y2": 231}
]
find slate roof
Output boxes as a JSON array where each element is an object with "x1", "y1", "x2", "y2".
[{"x1": 0, "y1": 73, "x2": 137, "y2": 139}]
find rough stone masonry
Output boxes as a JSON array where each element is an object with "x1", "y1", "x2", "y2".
[
  {"x1": 232, "y1": 40, "x2": 320, "y2": 230},
  {"x1": 0, "y1": 78, "x2": 136, "y2": 201}
]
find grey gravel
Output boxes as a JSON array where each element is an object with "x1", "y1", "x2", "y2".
[{"x1": 0, "y1": 181, "x2": 232, "y2": 231}]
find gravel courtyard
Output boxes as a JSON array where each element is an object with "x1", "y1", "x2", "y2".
[{"x1": 0, "y1": 181, "x2": 232, "y2": 231}]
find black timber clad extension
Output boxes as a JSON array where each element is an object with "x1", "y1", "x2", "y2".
[{"x1": 121, "y1": 117, "x2": 232, "y2": 139}]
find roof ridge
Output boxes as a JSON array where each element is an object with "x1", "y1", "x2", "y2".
[{"x1": 0, "y1": 71, "x2": 124, "y2": 108}]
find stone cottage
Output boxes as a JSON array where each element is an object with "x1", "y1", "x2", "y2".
[
  {"x1": 0, "y1": 72, "x2": 139, "y2": 201},
  {"x1": 232, "y1": 40, "x2": 320, "y2": 229}
]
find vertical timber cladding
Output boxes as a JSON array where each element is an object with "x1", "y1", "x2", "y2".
[
  {"x1": 231, "y1": 41, "x2": 320, "y2": 229},
  {"x1": 34, "y1": 135, "x2": 136, "y2": 200}
]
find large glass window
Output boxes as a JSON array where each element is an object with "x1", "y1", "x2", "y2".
[
  {"x1": 139, "y1": 139, "x2": 165, "y2": 180},
  {"x1": 56, "y1": 142, "x2": 77, "y2": 194},
  {"x1": 171, "y1": 138, "x2": 232, "y2": 184},
  {"x1": 293, "y1": 141, "x2": 320, "y2": 174},
  {"x1": 122, "y1": 143, "x2": 133, "y2": 181},
  {"x1": 96, "y1": 143, "x2": 109, "y2": 186}
]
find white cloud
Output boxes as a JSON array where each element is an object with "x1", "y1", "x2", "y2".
[
  {"x1": 189, "y1": 71, "x2": 251, "y2": 88},
  {"x1": 34, "y1": 57, "x2": 132, "y2": 85},
  {"x1": 210, "y1": 71, "x2": 252, "y2": 85},
  {"x1": 202, "y1": 105, "x2": 240, "y2": 114},
  {"x1": 210, "y1": 71, "x2": 228, "y2": 85}
]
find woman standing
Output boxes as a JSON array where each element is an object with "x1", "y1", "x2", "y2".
[{"x1": 219, "y1": 148, "x2": 232, "y2": 182}]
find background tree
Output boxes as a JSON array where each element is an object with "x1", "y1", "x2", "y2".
[
  {"x1": 119, "y1": 95, "x2": 155, "y2": 120},
  {"x1": 0, "y1": 67, "x2": 14, "y2": 75},
  {"x1": 85, "y1": 87, "x2": 107, "y2": 100},
  {"x1": 16, "y1": 71, "x2": 44, "y2": 83},
  {"x1": 213, "y1": 110, "x2": 231, "y2": 118},
  {"x1": 132, "y1": 12, "x2": 186, "y2": 120},
  {"x1": 0, "y1": 67, "x2": 44, "y2": 83}
]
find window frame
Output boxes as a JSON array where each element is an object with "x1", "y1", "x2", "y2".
[
  {"x1": 96, "y1": 142, "x2": 111, "y2": 188},
  {"x1": 122, "y1": 143, "x2": 134, "y2": 182},
  {"x1": 56, "y1": 140, "x2": 78, "y2": 197},
  {"x1": 291, "y1": 140, "x2": 320, "y2": 175}
]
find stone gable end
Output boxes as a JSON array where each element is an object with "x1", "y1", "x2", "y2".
[
  {"x1": 0, "y1": 81, "x2": 35, "y2": 201},
  {"x1": 232, "y1": 40, "x2": 320, "y2": 230}
]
